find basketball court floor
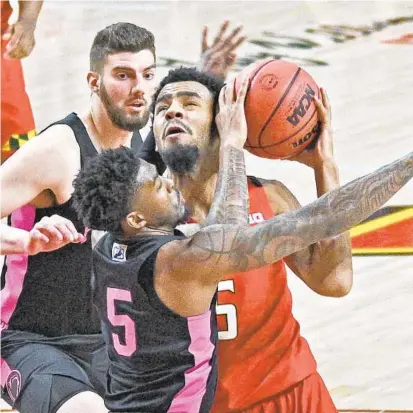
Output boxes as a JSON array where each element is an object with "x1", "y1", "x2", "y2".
[{"x1": 1, "y1": 1, "x2": 413, "y2": 411}]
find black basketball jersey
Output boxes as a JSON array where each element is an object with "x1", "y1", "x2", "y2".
[
  {"x1": 93, "y1": 232, "x2": 218, "y2": 413},
  {"x1": 1, "y1": 113, "x2": 142, "y2": 337}
]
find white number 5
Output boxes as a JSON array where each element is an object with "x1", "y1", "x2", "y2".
[{"x1": 216, "y1": 279, "x2": 238, "y2": 341}]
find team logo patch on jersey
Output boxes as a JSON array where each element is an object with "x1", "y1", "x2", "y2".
[
  {"x1": 6, "y1": 370, "x2": 22, "y2": 402},
  {"x1": 112, "y1": 243, "x2": 127, "y2": 262}
]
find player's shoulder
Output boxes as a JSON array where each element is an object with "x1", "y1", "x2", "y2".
[
  {"x1": 0, "y1": 121, "x2": 80, "y2": 186},
  {"x1": 249, "y1": 175, "x2": 282, "y2": 188},
  {"x1": 248, "y1": 175, "x2": 291, "y2": 195},
  {"x1": 10, "y1": 122, "x2": 78, "y2": 161},
  {"x1": 36, "y1": 122, "x2": 79, "y2": 150},
  {"x1": 248, "y1": 175, "x2": 300, "y2": 212}
]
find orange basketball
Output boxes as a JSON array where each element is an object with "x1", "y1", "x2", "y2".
[{"x1": 235, "y1": 59, "x2": 321, "y2": 159}]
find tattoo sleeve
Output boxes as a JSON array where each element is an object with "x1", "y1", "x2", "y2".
[
  {"x1": 203, "y1": 144, "x2": 249, "y2": 226},
  {"x1": 188, "y1": 151, "x2": 412, "y2": 276}
]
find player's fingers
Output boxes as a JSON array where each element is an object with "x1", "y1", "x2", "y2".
[
  {"x1": 4, "y1": 34, "x2": 23, "y2": 59},
  {"x1": 320, "y1": 87, "x2": 331, "y2": 117},
  {"x1": 227, "y1": 52, "x2": 237, "y2": 64},
  {"x1": 5, "y1": 24, "x2": 23, "y2": 50},
  {"x1": 201, "y1": 26, "x2": 208, "y2": 52},
  {"x1": 63, "y1": 220, "x2": 83, "y2": 242},
  {"x1": 219, "y1": 25, "x2": 243, "y2": 48},
  {"x1": 236, "y1": 74, "x2": 250, "y2": 105},
  {"x1": 30, "y1": 229, "x2": 49, "y2": 244},
  {"x1": 54, "y1": 223, "x2": 77, "y2": 241},
  {"x1": 212, "y1": 20, "x2": 229, "y2": 46},
  {"x1": 313, "y1": 94, "x2": 324, "y2": 113},
  {"x1": 227, "y1": 35, "x2": 247, "y2": 53},
  {"x1": 35, "y1": 221, "x2": 64, "y2": 241},
  {"x1": 225, "y1": 78, "x2": 236, "y2": 103},
  {"x1": 313, "y1": 95, "x2": 328, "y2": 126},
  {"x1": 73, "y1": 233, "x2": 86, "y2": 244},
  {"x1": 49, "y1": 215, "x2": 82, "y2": 241},
  {"x1": 218, "y1": 84, "x2": 226, "y2": 108}
]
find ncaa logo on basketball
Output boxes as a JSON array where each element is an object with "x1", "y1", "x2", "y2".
[
  {"x1": 286, "y1": 84, "x2": 316, "y2": 126},
  {"x1": 112, "y1": 243, "x2": 127, "y2": 262},
  {"x1": 6, "y1": 370, "x2": 22, "y2": 402},
  {"x1": 259, "y1": 74, "x2": 278, "y2": 90}
]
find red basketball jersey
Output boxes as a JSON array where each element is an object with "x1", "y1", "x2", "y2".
[
  {"x1": 211, "y1": 178, "x2": 317, "y2": 412},
  {"x1": 1, "y1": 1, "x2": 12, "y2": 34}
]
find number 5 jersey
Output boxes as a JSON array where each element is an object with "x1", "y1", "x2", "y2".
[{"x1": 92, "y1": 231, "x2": 218, "y2": 413}]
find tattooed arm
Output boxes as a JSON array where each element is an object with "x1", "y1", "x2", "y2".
[
  {"x1": 159, "y1": 151, "x2": 412, "y2": 284},
  {"x1": 261, "y1": 179, "x2": 352, "y2": 297},
  {"x1": 203, "y1": 71, "x2": 250, "y2": 227}
]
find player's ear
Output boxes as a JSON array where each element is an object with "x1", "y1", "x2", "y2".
[
  {"x1": 126, "y1": 212, "x2": 147, "y2": 230},
  {"x1": 87, "y1": 71, "x2": 100, "y2": 94}
]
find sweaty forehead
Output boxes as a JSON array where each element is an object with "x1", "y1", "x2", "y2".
[{"x1": 157, "y1": 81, "x2": 212, "y2": 102}]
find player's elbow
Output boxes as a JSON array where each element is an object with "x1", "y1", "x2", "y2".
[{"x1": 317, "y1": 268, "x2": 353, "y2": 297}]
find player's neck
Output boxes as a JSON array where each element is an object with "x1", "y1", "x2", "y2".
[
  {"x1": 120, "y1": 223, "x2": 175, "y2": 239},
  {"x1": 173, "y1": 153, "x2": 219, "y2": 223},
  {"x1": 84, "y1": 99, "x2": 133, "y2": 151}
]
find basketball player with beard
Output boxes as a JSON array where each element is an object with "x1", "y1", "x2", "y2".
[
  {"x1": 0, "y1": 22, "x2": 245, "y2": 413},
  {"x1": 71, "y1": 70, "x2": 412, "y2": 412},
  {"x1": 149, "y1": 67, "x2": 353, "y2": 413}
]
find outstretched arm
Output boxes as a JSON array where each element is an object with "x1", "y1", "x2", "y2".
[
  {"x1": 160, "y1": 151, "x2": 413, "y2": 283},
  {"x1": 1, "y1": 216, "x2": 84, "y2": 256}
]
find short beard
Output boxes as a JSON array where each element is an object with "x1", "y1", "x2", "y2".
[
  {"x1": 100, "y1": 83, "x2": 150, "y2": 131},
  {"x1": 159, "y1": 144, "x2": 200, "y2": 175}
]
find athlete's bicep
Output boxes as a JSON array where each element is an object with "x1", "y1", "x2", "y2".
[
  {"x1": 155, "y1": 226, "x2": 248, "y2": 285},
  {"x1": 0, "y1": 126, "x2": 76, "y2": 217}
]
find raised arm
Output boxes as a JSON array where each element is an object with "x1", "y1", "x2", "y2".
[
  {"x1": 160, "y1": 151, "x2": 413, "y2": 283},
  {"x1": 199, "y1": 21, "x2": 246, "y2": 81},
  {"x1": 273, "y1": 89, "x2": 353, "y2": 297},
  {"x1": 203, "y1": 74, "x2": 249, "y2": 227}
]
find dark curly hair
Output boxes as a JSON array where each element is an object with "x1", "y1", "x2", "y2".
[
  {"x1": 151, "y1": 67, "x2": 224, "y2": 137},
  {"x1": 90, "y1": 22, "x2": 156, "y2": 73},
  {"x1": 72, "y1": 147, "x2": 141, "y2": 233}
]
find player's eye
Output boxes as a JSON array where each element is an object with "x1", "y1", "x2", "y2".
[
  {"x1": 156, "y1": 106, "x2": 168, "y2": 114},
  {"x1": 144, "y1": 72, "x2": 155, "y2": 80}
]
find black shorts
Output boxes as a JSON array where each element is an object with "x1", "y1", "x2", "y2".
[{"x1": 1, "y1": 329, "x2": 108, "y2": 413}]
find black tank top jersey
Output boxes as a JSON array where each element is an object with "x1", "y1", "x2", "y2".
[
  {"x1": 1, "y1": 113, "x2": 142, "y2": 337},
  {"x1": 93, "y1": 232, "x2": 218, "y2": 413}
]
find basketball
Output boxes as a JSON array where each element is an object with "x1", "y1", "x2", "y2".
[{"x1": 235, "y1": 59, "x2": 321, "y2": 159}]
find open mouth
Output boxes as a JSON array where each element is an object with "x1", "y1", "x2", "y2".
[{"x1": 164, "y1": 124, "x2": 187, "y2": 138}]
